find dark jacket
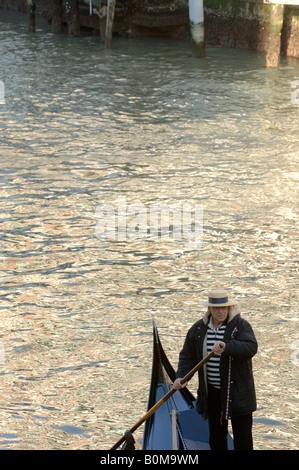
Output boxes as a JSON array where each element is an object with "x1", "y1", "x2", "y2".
[{"x1": 176, "y1": 304, "x2": 258, "y2": 420}]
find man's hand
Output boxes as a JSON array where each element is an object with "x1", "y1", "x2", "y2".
[
  {"x1": 172, "y1": 378, "x2": 187, "y2": 390},
  {"x1": 212, "y1": 341, "x2": 226, "y2": 355}
]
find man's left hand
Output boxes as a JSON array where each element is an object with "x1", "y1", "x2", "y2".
[{"x1": 212, "y1": 341, "x2": 226, "y2": 355}]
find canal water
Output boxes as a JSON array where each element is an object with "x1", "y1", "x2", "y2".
[{"x1": 0, "y1": 10, "x2": 298, "y2": 450}]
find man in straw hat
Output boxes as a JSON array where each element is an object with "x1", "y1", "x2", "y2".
[{"x1": 173, "y1": 288, "x2": 258, "y2": 450}]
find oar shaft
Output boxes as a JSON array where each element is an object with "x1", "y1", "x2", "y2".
[
  {"x1": 110, "y1": 387, "x2": 176, "y2": 450},
  {"x1": 110, "y1": 351, "x2": 214, "y2": 450},
  {"x1": 180, "y1": 351, "x2": 214, "y2": 384}
]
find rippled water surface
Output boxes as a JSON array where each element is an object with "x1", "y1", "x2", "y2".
[{"x1": 0, "y1": 10, "x2": 298, "y2": 450}]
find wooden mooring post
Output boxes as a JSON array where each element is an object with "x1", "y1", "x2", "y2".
[
  {"x1": 105, "y1": 0, "x2": 116, "y2": 48},
  {"x1": 66, "y1": 0, "x2": 80, "y2": 37},
  {"x1": 265, "y1": 4, "x2": 285, "y2": 68},
  {"x1": 189, "y1": 0, "x2": 205, "y2": 58},
  {"x1": 27, "y1": 0, "x2": 36, "y2": 32},
  {"x1": 52, "y1": 0, "x2": 63, "y2": 34},
  {"x1": 95, "y1": 5, "x2": 107, "y2": 43}
]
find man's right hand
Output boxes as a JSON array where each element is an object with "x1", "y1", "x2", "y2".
[{"x1": 172, "y1": 378, "x2": 187, "y2": 390}]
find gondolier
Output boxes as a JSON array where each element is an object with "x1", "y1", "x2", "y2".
[{"x1": 173, "y1": 288, "x2": 258, "y2": 450}]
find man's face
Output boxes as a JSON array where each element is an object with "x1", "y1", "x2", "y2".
[{"x1": 209, "y1": 306, "x2": 229, "y2": 326}]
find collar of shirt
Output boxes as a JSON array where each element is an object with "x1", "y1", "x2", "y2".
[{"x1": 208, "y1": 316, "x2": 224, "y2": 332}]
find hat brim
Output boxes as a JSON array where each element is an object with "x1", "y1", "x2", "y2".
[{"x1": 202, "y1": 300, "x2": 238, "y2": 307}]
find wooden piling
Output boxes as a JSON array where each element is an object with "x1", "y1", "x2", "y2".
[
  {"x1": 95, "y1": 5, "x2": 107, "y2": 43},
  {"x1": 265, "y1": 4, "x2": 285, "y2": 68},
  {"x1": 52, "y1": 0, "x2": 63, "y2": 33},
  {"x1": 282, "y1": 6, "x2": 299, "y2": 59},
  {"x1": 100, "y1": 6, "x2": 107, "y2": 43},
  {"x1": 105, "y1": 0, "x2": 116, "y2": 49},
  {"x1": 27, "y1": 0, "x2": 36, "y2": 33},
  {"x1": 66, "y1": 0, "x2": 80, "y2": 37}
]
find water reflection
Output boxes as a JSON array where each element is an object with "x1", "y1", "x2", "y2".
[{"x1": 0, "y1": 10, "x2": 298, "y2": 450}]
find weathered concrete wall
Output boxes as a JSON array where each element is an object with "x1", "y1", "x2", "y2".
[
  {"x1": 0, "y1": 0, "x2": 298, "y2": 59},
  {"x1": 203, "y1": 0, "x2": 299, "y2": 60},
  {"x1": 281, "y1": 5, "x2": 299, "y2": 57}
]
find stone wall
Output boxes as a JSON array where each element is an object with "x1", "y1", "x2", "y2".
[
  {"x1": 281, "y1": 4, "x2": 299, "y2": 57},
  {"x1": 203, "y1": 0, "x2": 299, "y2": 59}
]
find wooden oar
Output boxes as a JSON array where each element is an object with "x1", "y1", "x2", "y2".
[{"x1": 110, "y1": 351, "x2": 214, "y2": 450}]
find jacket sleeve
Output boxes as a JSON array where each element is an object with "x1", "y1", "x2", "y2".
[
  {"x1": 176, "y1": 326, "x2": 198, "y2": 378},
  {"x1": 224, "y1": 318, "x2": 258, "y2": 361}
]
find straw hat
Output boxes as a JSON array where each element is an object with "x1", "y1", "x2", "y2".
[{"x1": 202, "y1": 289, "x2": 238, "y2": 307}]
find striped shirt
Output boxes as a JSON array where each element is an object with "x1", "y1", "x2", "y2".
[{"x1": 206, "y1": 319, "x2": 226, "y2": 389}]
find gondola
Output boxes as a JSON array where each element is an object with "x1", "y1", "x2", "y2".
[
  {"x1": 142, "y1": 322, "x2": 234, "y2": 450},
  {"x1": 111, "y1": 322, "x2": 233, "y2": 450}
]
